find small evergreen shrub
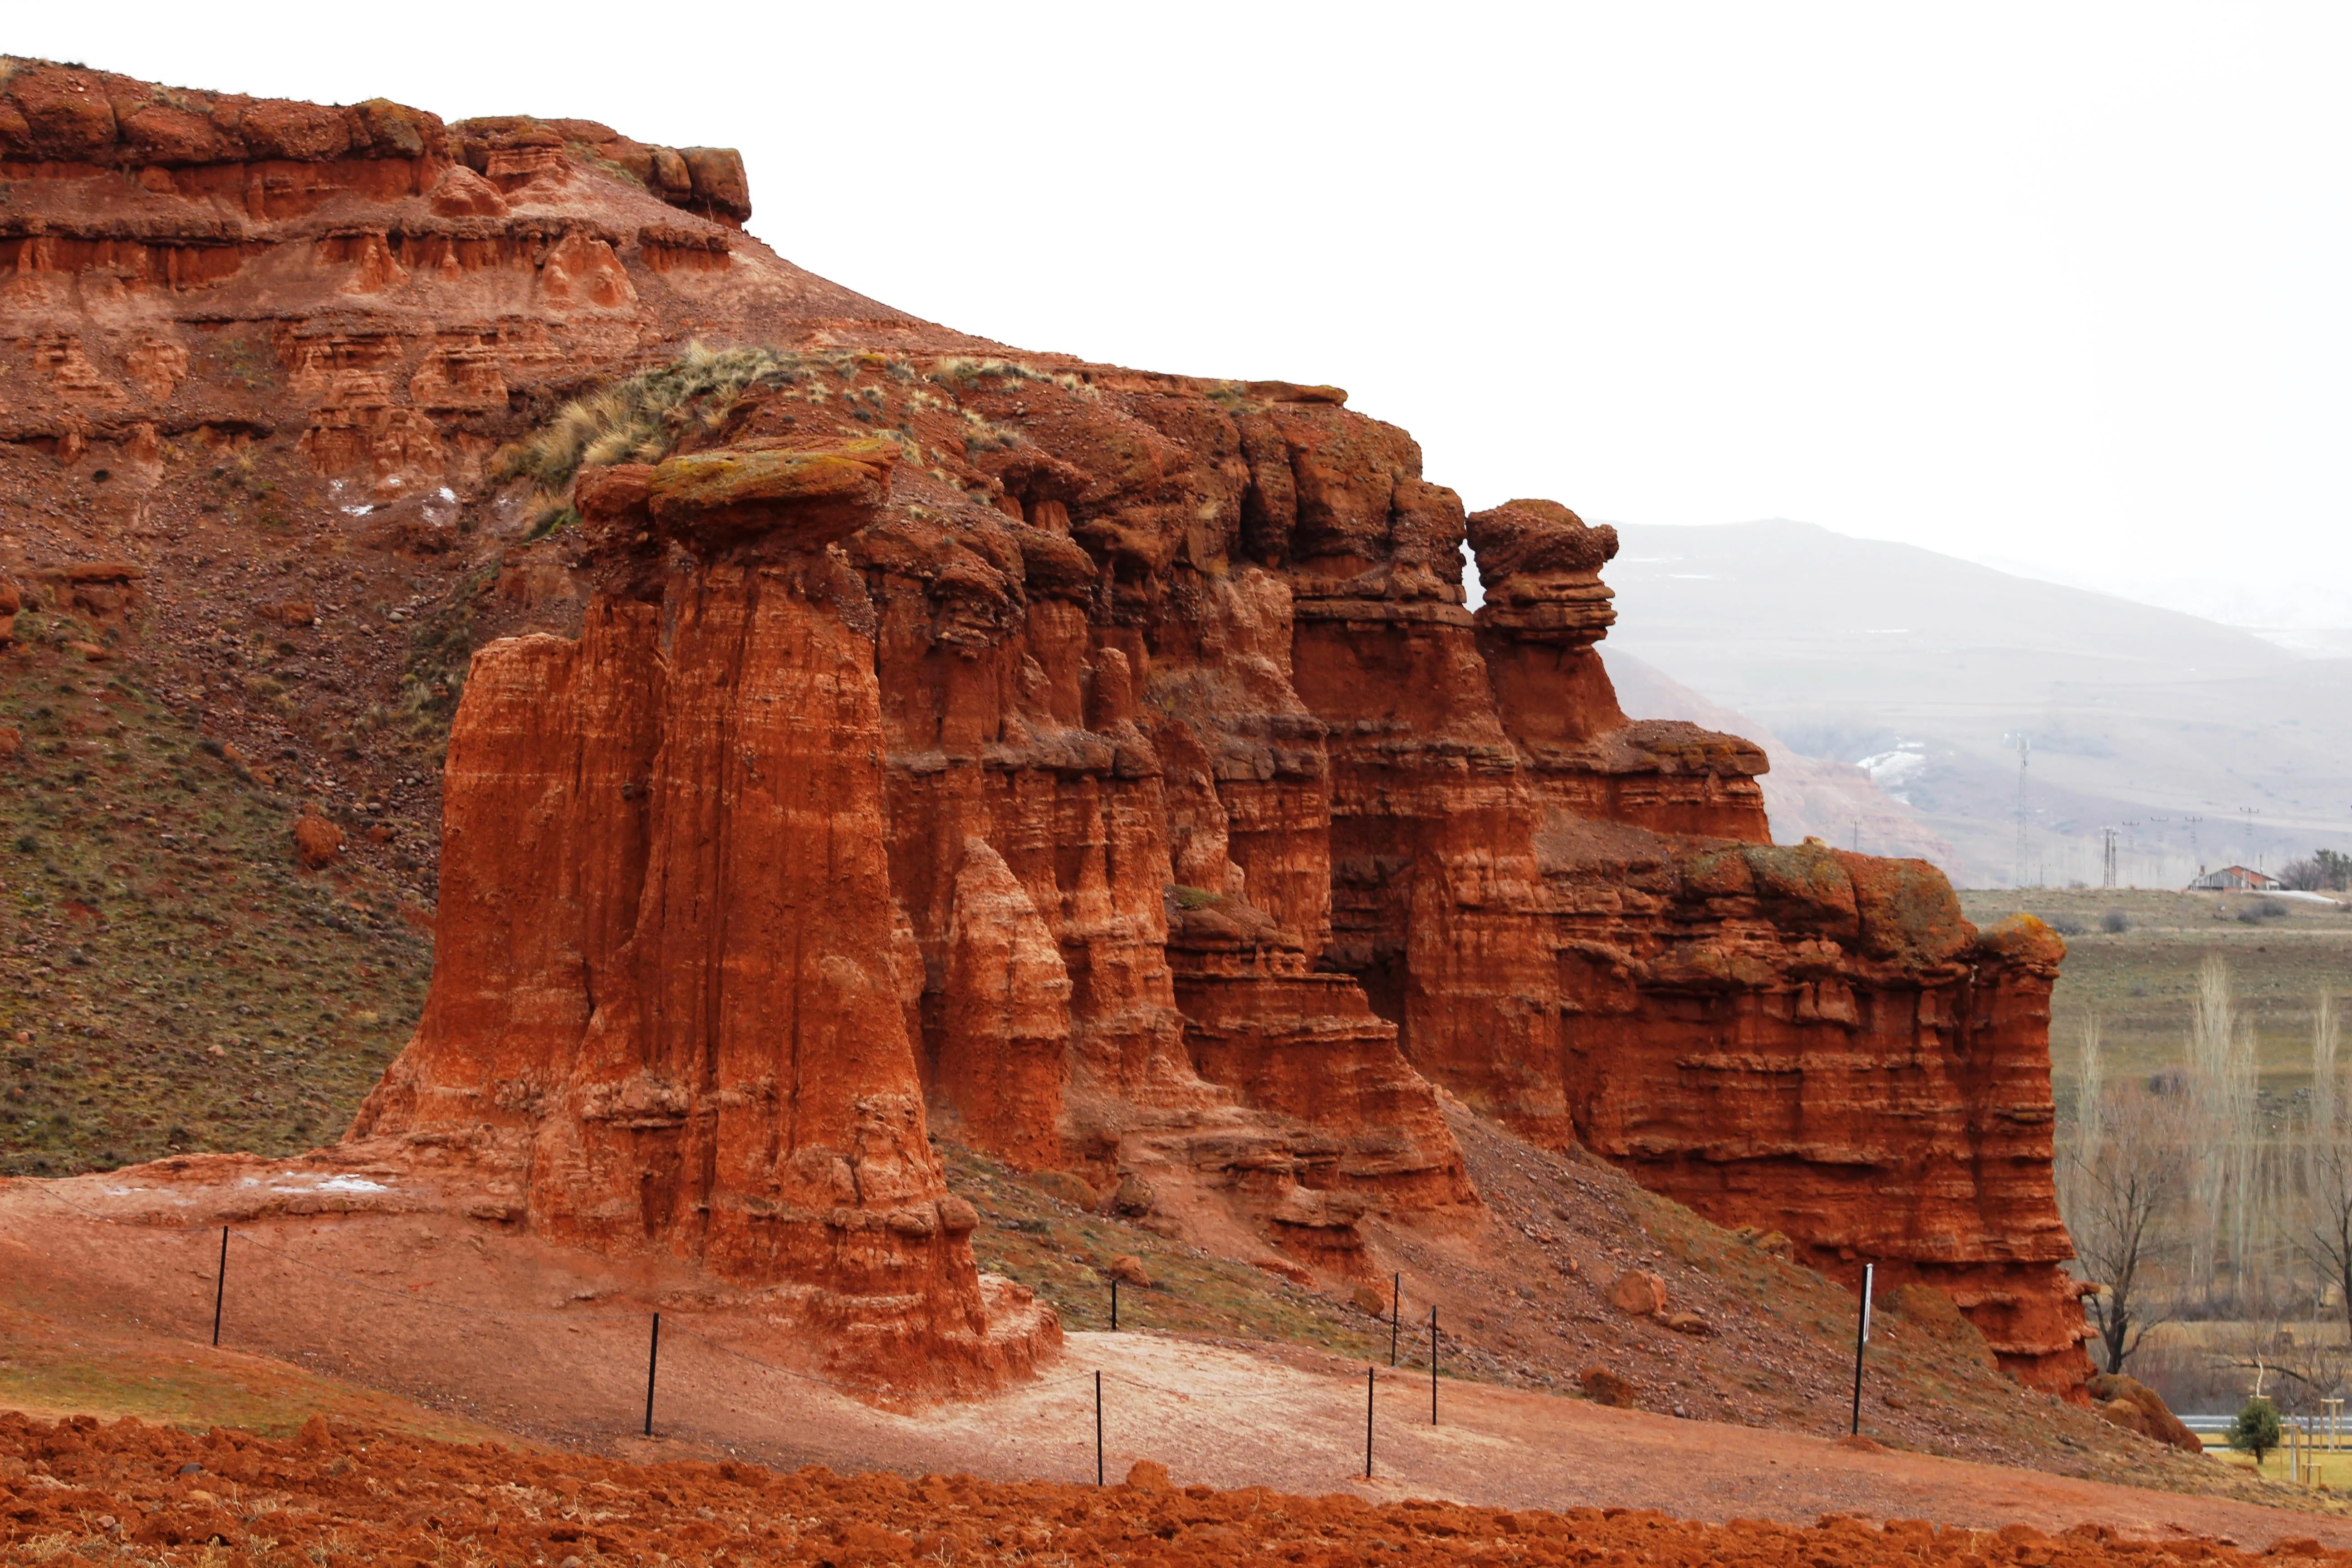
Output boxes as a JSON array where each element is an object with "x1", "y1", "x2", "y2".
[{"x1": 2229, "y1": 1396, "x2": 2281, "y2": 1463}]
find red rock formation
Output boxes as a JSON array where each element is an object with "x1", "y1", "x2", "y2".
[
  {"x1": 1469, "y1": 499, "x2": 1769, "y2": 840},
  {"x1": 1551, "y1": 833, "x2": 2085, "y2": 1389},
  {"x1": 1, "y1": 59, "x2": 2090, "y2": 1395},
  {"x1": 939, "y1": 836, "x2": 1073, "y2": 1171},
  {"x1": 352, "y1": 440, "x2": 1054, "y2": 1390},
  {"x1": 380, "y1": 363, "x2": 2080, "y2": 1384},
  {"x1": 448, "y1": 117, "x2": 750, "y2": 225},
  {"x1": 0, "y1": 57, "x2": 838, "y2": 511}
]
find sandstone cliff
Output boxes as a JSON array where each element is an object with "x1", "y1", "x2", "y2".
[{"x1": 0, "y1": 59, "x2": 2093, "y2": 1394}]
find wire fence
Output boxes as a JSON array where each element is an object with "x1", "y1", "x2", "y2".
[{"x1": 8, "y1": 1181, "x2": 1485, "y2": 1485}]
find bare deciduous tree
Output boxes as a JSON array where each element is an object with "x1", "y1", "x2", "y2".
[
  {"x1": 2221, "y1": 1303, "x2": 2349, "y2": 1420},
  {"x1": 2070, "y1": 1085, "x2": 2188, "y2": 1373},
  {"x1": 2298, "y1": 995, "x2": 2352, "y2": 1341},
  {"x1": 2059, "y1": 1011, "x2": 2106, "y2": 1227},
  {"x1": 2280, "y1": 850, "x2": 2352, "y2": 893},
  {"x1": 2185, "y1": 956, "x2": 2259, "y2": 1301}
]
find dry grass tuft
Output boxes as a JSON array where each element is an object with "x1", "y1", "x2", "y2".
[
  {"x1": 926, "y1": 356, "x2": 1096, "y2": 399},
  {"x1": 496, "y1": 345, "x2": 1076, "y2": 536},
  {"x1": 497, "y1": 343, "x2": 811, "y2": 505}
]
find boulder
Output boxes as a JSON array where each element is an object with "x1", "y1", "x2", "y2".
[
  {"x1": 646, "y1": 439, "x2": 897, "y2": 553},
  {"x1": 680, "y1": 146, "x2": 751, "y2": 221},
  {"x1": 257, "y1": 600, "x2": 316, "y2": 627},
  {"x1": 1733, "y1": 1225, "x2": 1797, "y2": 1260},
  {"x1": 2100, "y1": 1397, "x2": 2154, "y2": 1439},
  {"x1": 1109, "y1": 1172, "x2": 1157, "y2": 1217},
  {"x1": 2086, "y1": 1372, "x2": 2203, "y2": 1453},
  {"x1": 1029, "y1": 1170, "x2": 1098, "y2": 1210},
  {"x1": 1608, "y1": 1269, "x2": 1668, "y2": 1317},
  {"x1": 293, "y1": 808, "x2": 343, "y2": 870},
  {"x1": 1580, "y1": 1367, "x2": 1638, "y2": 1408}
]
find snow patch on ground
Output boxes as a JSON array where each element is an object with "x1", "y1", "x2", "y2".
[
  {"x1": 247, "y1": 1171, "x2": 393, "y2": 1195},
  {"x1": 1855, "y1": 745, "x2": 1930, "y2": 803}
]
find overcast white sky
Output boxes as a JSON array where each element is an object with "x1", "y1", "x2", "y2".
[{"x1": 21, "y1": 3, "x2": 2350, "y2": 626}]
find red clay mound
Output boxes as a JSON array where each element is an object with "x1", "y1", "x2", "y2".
[{"x1": 3, "y1": 1412, "x2": 2343, "y2": 1568}]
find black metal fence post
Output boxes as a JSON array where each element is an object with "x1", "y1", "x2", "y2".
[
  {"x1": 645, "y1": 1312, "x2": 661, "y2": 1437},
  {"x1": 211, "y1": 1227, "x2": 228, "y2": 1347},
  {"x1": 1389, "y1": 1273, "x2": 1400, "y2": 1367},
  {"x1": 1365, "y1": 1364, "x2": 1375, "y2": 1479},
  {"x1": 1429, "y1": 1306, "x2": 1439, "y2": 1426},
  {"x1": 1094, "y1": 1371, "x2": 1104, "y2": 1485},
  {"x1": 1111, "y1": 1277, "x2": 1119, "y2": 1331},
  {"x1": 1849, "y1": 1263, "x2": 1874, "y2": 1436}
]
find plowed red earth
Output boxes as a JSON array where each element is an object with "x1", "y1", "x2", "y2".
[{"x1": 2, "y1": 1413, "x2": 2346, "y2": 1568}]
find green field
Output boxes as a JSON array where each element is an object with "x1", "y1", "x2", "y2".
[{"x1": 1958, "y1": 888, "x2": 2352, "y2": 1095}]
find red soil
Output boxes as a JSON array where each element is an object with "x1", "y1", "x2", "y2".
[{"x1": 6, "y1": 1410, "x2": 2351, "y2": 1568}]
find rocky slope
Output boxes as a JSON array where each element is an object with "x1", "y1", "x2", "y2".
[{"x1": 0, "y1": 59, "x2": 2092, "y2": 1396}]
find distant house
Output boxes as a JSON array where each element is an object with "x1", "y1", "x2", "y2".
[{"x1": 2189, "y1": 865, "x2": 2281, "y2": 891}]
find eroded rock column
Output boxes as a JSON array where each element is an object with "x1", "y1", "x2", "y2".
[{"x1": 353, "y1": 441, "x2": 1054, "y2": 1389}]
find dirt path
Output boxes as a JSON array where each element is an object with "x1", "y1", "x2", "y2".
[
  {"x1": 6, "y1": 1175, "x2": 2344, "y2": 1547},
  {"x1": 617, "y1": 1330, "x2": 2351, "y2": 1547}
]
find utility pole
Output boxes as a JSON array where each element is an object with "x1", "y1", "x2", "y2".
[{"x1": 2012, "y1": 735, "x2": 2032, "y2": 889}]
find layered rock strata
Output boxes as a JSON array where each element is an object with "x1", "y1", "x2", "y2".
[
  {"x1": 350, "y1": 442, "x2": 1052, "y2": 1389},
  {"x1": 704, "y1": 375, "x2": 2081, "y2": 1390},
  {"x1": 3, "y1": 60, "x2": 2092, "y2": 1394},
  {"x1": 0, "y1": 56, "x2": 914, "y2": 515}
]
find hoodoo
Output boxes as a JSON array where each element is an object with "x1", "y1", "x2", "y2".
[
  {"x1": 347, "y1": 441, "x2": 1054, "y2": 1386},
  {"x1": 0, "y1": 58, "x2": 2092, "y2": 1395}
]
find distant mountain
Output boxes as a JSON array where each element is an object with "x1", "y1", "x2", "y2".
[
  {"x1": 1970, "y1": 559, "x2": 2352, "y2": 656},
  {"x1": 1601, "y1": 647, "x2": 1959, "y2": 874},
  {"x1": 1595, "y1": 520, "x2": 2352, "y2": 888}
]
